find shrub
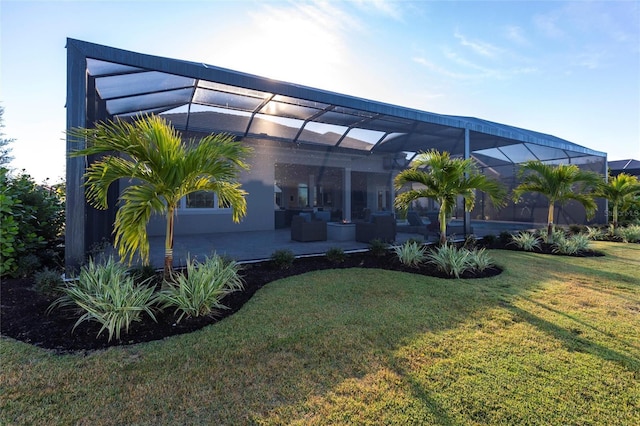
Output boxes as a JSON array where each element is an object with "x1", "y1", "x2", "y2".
[
  {"x1": 482, "y1": 234, "x2": 497, "y2": 245},
  {"x1": 467, "y1": 247, "x2": 495, "y2": 272},
  {"x1": 463, "y1": 234, "x2": 478, "y2": 249},
  {"x1": 509, "y1": 232, "x2": 541, "y2": 251},
  {"x1": 0, "y1": 169, "x2": 65, "y2": 277},
  {"x1": 498, "y1": 231, "x2": 512, "y2": 245},
  {"x1": 270, "y1": 249, "x2": 295, "y2": 270},
  {"x1": 616, "y1": 224, "x2": 640, "y2": 243},
  {"x1": 551, "y1": 233, "x2": 590, "y2": 255},
  {"x1": 427, "y1": 244, "x2": 471, "y2": 278},
  {"x1": 394, "y1": 241, "x2": 426, "y2": 268},
  {"x1": 368, "y1": 239, "x2": 388, "y2": 257},
  {"x1": 48, "y1": 256, "x2": 158, "y2": 341},
  {"x1": 326, "y1": 247, "x2": 346, "y2": 264},
  {"x1": 159, "y1": 255, "x2": 244, "y2": 323},
  {"x1": 585, "y1": 226, "x2": 605, "y2": 241},
  {"x1": 34, "y1": 267, "x2": 64, "y2": 297},
  {"x1": 15, "y1": 253, "x2": 41, "y2": 278}
]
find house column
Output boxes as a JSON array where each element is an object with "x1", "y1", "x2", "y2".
[
  {"x1": 344, "y1": 167, "x2": 352, "y2": 221},
  {"x1": 464, "y1": 128, "x2": 471, "y2": 235}
]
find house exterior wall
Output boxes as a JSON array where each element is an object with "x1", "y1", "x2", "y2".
[{"x1": 143, "y1": 137, "x2": 395, "y2": 237}]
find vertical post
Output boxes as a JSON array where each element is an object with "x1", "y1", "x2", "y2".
[
  {"x1": 65, "y1": 39, "x2": 88, "y2": 272},
  {"x1": 464, "y1": 128, "x2": 471, "y2": 235},
  {"x1": 344, "y1": 167, "x2": 352, "y2": 221}
]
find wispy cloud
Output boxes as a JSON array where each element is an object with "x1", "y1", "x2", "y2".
[
  {"x1": 454, "y1": 30, "x2": 503, "y2": 58},
  {"x1": 352, "y1": 0, "x2": 404, "y2": 21},
  {"x1": 533, "y1": 12, "x2": 564, "y2": 39},
  {"x1": 504, "y1": 25, "x2": 530, "y2": 46}
]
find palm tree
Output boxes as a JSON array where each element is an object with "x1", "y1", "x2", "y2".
[
  {"x1": 512, "y1": 161, "x2": 603, "y2": 238},
  {"x1": 394, "y1": 150, "x2": 506, "y2": 244},
  {"x1": 597, "y1": 173, "x2": 640, "y2": 229},
  {"x1": 69, "y1": 115, "x2": 251, "y2": 275}
]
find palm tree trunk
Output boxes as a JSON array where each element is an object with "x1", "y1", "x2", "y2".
[
  {"x1": 439, "y1": 205, "x2": 447, "y2": 245},
  {"x1": 612, "y1": 204, "x2": 618, "y2": 229},
  {"x1": 164, "y1": 206, "x2": 175, "y2": 276},
  {"x1": 547, "y1": 203, "x2": 555, "y2": 239}
]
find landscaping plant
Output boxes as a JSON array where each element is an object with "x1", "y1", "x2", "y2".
[
  {"x1": 368, "y1": 238, "x2": 388, "y2": 257},
  {"x1": 68, "y1": 114, "x2": 251, "y2": 275},
  {"x1": 270, "y1": 249, "x2": 295, "y2": 269},
  {"x1": 512, "y1": 161, "x2": 602, "y2": 239},
  {"x1": 597, "y1": 173, "x2": 640, "y2": 229},
  {"x1": 466, "y1": 247, "x2": 495, "y2": 272},
  {"x1": 326, "y1": 247, "x2": 346, "y2": 264},
  {"x1": 394, "y1": 240, "x2": 427, "y2": 268},
  {"x1": 394, "y1": 149, "x2": 506, "y2": 244},
  {"x1": 426, "y1": 244, "x2": 472, "y2": 278},
  {"x1": 48, "y1": 256, "x2": 158, "y2": 341},
  {"x1": 509, "y1": 231, "x2": 541, "y2": 251},
  {"x1": 615, "y1": 224, "x2": 640, "y2": 243},
  {"x1": 158, "y1": 255, "x2": 244, "y2": 323}
]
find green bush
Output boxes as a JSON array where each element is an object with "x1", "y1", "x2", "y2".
[
  {"x1": 427, "y1": 244, "x2": 472, "y2": 278},
  {"x1": 48, "y1": 256, "x2": 158, "y2": 341},
  {"x1": 270, "y1": 249, "x2": 295, "y2": 270},
  {"x1": 585, "y1": 226, "x2": 605, "y2": 241},
  {"x1": 0, "y1": 168, "x2": 65, "y2": 277},
  {"x1": 615, "y1": 224, "x2": 640, "y2": 243},
  {"x1": 326, "y1": 247, "x2": 346, "y2": 264},
  {"x1": 15, "y1": 253, "x2": 41, "y2": 278},
  {"x1": 467, "y1": 247, "x2": 495, "y2": 272},
  {"x1": 509, "y1": 232, "x2": 541, "y2": 251},
  {"x1": 394, "y1": 241, "x2": 426, "y2": 268},
  {"x1": 368, "y1": 239, "x2": 388, "y2": 257},
  {"x1": 159, "y1": 255, "x2": 244, "y2": 323},
  {"x1": 551, "y1": 233, "x2": 590, "y2": 255},
  {"x1": 34, "y1": 267, "x2": 64, "y2": 297},
  {"x1": 498, "y1": 231, "x2": 512, "y2": 245}
]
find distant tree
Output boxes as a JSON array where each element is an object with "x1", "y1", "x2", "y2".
[
  {"x1": 0, "y1": 106, "x2": 15, "y2": 166},
  {"x1": 512, "y1": 161, "x2": 603, "y2": 238},
  {"x1": 597, "y1": 173, "x2": 640, "y2": 229},
  {"x1": 69, "y1": 114, "x2": 251, "y2": 275},
  {"x1": 394, "y1": 150, "x2": 506, "y2": 244}
]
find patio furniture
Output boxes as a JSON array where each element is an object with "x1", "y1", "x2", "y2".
[
  {"x1": 291, "y1": 215, "x2": 327, "y2": 242},
  {"x1": 327, "y1": 222, "x2": 356, "y2": 241},
  {"x1": 355, "y1": 214, "x2": 396, "y2": 243}
]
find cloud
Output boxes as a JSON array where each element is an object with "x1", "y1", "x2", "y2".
[
  {"x1": 533, "y1": 12, "x2": 564, "y2": 38},
  {"x1": 504, "y1": 25, "x2": 530, "y2": 46},
  {"x1": 454, "y1": 31, "x2": 503, "y2": 58},
  {"x1": 352, "y1": 0, "x2": 404, "y2": 21}
]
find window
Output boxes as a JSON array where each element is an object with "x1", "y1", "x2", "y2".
[{"x1": 179, "y1": 191, "x2": 230, "y2": 212}]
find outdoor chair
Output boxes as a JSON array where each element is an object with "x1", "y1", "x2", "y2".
[
  {"x1": 355, "y1": 213, "x2": 396, "y2": 243},
  {"x1": 291, "y1": 214, "x2": 327, "y2": 242}
]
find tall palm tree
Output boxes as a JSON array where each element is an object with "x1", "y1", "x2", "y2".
[
  {"x1": 69, "y1": 115, "x2": 251, "y2": 274},
  {"x1": 512, "y1": 161, "x2": 602, "y2": 238},
  {"x1": 394, "y1": 150, "x2": 506, "y2": 244},
  {"x1": 597, "y1": 173, "x2": 640, "y2": 228}
]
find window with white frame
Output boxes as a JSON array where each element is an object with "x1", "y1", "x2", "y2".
[{"x1": 179, "y1": 191, "x2": 230, "y2": 211}]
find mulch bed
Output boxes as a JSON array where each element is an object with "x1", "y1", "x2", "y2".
[{"x1": 1, "y1": 242, "x2": 603, "y2": 354}]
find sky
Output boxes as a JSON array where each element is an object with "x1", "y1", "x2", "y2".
[{"x1": 1, "y1": 0, "x2": 639, "y2": 183}]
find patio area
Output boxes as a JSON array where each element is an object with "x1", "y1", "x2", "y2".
[{"x1": 147, "y1": 229, "x2": 428, "y2": 268}]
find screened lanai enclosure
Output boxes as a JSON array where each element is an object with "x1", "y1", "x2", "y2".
[{"x1": 66, "y1": 38, "x2": 607, "y2": 268}]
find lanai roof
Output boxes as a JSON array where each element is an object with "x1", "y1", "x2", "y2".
[{"x1": 67, "y1": 38, "x2": 606, "y2": 168}]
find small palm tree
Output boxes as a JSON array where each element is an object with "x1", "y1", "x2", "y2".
[
  {"x1": 394, "y1": 150, "x2": 506, "y2": 244},
  {"x1": 512, "y1": 161, "x2": 602, "y2": 239},
  {"x1": 597, "y1": 173, "x2": 640, "y2": 229},
  {"x1": 69, "y1": 115, "x2": 251, "y2": 275}
]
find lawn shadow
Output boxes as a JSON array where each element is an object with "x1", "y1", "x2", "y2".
[{"x1": 506, "y1": 303, "x2": 640, "y2": 375}]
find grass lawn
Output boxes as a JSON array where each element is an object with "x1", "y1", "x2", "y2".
[{"x1": 1, "y1": 242, "x2": 639, "y2": 425}]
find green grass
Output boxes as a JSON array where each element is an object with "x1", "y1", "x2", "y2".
[{"x1": 1, "y1": 242, "x2": 639, "y2": 425}]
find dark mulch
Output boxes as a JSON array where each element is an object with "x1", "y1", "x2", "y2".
[
  {"x1": 1, "y1": 240, "x2": 604, "y2": 355},
  {"x1": 1, "y1": 249, "x2": 502, "y2": 354}
]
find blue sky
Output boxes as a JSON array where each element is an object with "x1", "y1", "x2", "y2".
[{"x1": 2, "y1": 0, "x2": 639, "y2": 182}]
